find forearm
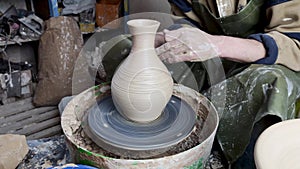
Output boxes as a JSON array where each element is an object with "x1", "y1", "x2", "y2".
[{"x1": 212, "y1": 35, "x2": 266, "y2": 63}]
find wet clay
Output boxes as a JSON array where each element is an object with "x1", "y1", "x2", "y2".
[{"x1": 111, "y1": 19, "x2": 173, "y2": 123}]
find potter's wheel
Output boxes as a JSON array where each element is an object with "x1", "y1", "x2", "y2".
[{"x1": 82, "y1": 95, "x2": 196, "y2": 157}]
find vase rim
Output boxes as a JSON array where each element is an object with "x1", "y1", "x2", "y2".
[{"x1": 127, "y1": 19, "x2": 160, "y2": 28}]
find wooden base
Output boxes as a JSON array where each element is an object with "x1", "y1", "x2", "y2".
[{"x1": 0, "y1": 97, "x2": 62, "y2": 140}]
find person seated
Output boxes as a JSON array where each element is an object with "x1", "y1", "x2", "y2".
[{"x1": 154, "y1": 0, "x2": 300, "y2": 168}]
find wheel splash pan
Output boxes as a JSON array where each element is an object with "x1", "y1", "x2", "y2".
[
  {"x1": 82, "y1": 93, "x2": 196, "y2": 158},
  {"x1": 61, "y1": 83, "x2": 219, "y2": 169}
]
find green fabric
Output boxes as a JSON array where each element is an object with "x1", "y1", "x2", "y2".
[
  {"x1": 203, "y1": 64, "x2": 300, "y2": 164},
  {"x1": 165, "y1": 59, "x2": 250, "y2": 91},
  {"x1": 192, "y1": 0, "x2": 267, "y2": 37},
  {"x1": 165, "y1": 60, "x2": 300, "y2": 165}
]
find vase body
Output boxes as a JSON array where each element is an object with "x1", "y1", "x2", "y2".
[{"x1": 111, "y1": 19, "x2": 173, "y2": 123}]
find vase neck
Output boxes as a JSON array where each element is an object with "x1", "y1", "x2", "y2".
[
  {"x1": 131, "y1": 33, "x2": 155, "y2": 51},
  {"x1": 127, "y1": 19, "x2": 160, "y2": 52}
]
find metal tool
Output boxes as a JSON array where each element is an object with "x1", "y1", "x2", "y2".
[{"x1": 18, "y1": 14, "x2": 44, "y2": 36}]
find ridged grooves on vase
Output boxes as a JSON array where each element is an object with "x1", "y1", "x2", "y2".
[{"x1": 111, "y1": 19, "x2": 174, "y2": 123}]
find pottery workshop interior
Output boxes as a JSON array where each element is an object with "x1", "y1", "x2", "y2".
[{"x1": 1, "y1": 0, "x2": 300, "y2": 169}]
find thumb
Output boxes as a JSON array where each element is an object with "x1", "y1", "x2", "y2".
[
  {"x1": 155, "y1": 32, "x2": 166, "y2": 47},
  {"x1": 163, "y1": 29, "x2": 181, "y2": 42}
]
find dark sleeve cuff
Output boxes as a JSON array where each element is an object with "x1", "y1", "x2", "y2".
[
  {"x1": 167, "y1": 19, "x2": 198, "y2": 30},
  {"x1": 248, "y1": 33, "x2": 278, "y2": 65},
  {"x1": 168, "y1": 0, "x2": 192, "y2": 13}
]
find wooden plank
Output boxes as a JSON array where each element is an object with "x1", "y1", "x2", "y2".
[
  {"x1": 0, "y1": 109, "x2": 59, "y2": 133},
  {"x1": 0, "y1": 106, "x2": 57, "y2": 125},
  {"x1": 12, "y1": 117, "x2": 61, "y2": 136},
  {"x1": 0, "y1": 97, "x2": 34, "y2": 117},
  {"x1": 26, "y1": 125, "x2": 62, "y2": 140}
]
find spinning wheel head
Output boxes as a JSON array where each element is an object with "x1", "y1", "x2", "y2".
[{"x1": 82, "y1": 95, "x2": 196, "y2": 158}]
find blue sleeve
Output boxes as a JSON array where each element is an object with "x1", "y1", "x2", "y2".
[
  {"x1": 248, "y1": 33, "x2": 278, "y2": 65},
  {"x1": 168, "y1": 0, "x2": 192, "y2": 13}
]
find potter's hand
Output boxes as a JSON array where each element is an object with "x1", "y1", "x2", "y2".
[
  {"x1": 155, "y1": 32, "x2": 165, "y2": 47},
  {"x1": 156, "y1": 27, "x2": 220, "y2": 63}
]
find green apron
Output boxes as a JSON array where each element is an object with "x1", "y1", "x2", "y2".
[
  {"x1": 204, "y1": 64, "x2": 300, "y2": 168},
  {"x1": 192, "y1": 0, "x2": 267, "y2": 37}
]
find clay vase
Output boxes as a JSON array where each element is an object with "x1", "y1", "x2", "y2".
[{"x1": 111, "y1": 19, "x2": 174, "y2": 123}]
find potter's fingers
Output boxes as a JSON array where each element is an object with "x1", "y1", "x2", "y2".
[
  {"x1": 155, "y1": 44, "x2": 168, "y2": 56},
  {"x1": 170, "y1": 44, "x2": 191, "y2": 55},
  {"x1": 159, "y1": 51, "x2": 195, "y2": 64},
  {"x1": 167, "y1": 44, "x2": 201, "y2": 63},
  {"x1": 164, "y1": 53, "x2": 188, "y2": 64},
  {"x1": 159, "y1": 49, "x2": 194, "y2": 64},
  {"x1": 166, "y1": 51, "x2": 200, "y2": 63},
  {"x1": 155, "y1": 40, "x2": 183, "y2": 55},
  {"x1": 158, "y1": 50, "x2": 174, "y2": 62},
  {"x1": 164, "y1": 44, "x2": 200, "y2": 60},
  {"x1": 155, "y1": 32, "x2": 166, "y2": 47},
  {"x1": 157, "y1": 44, "x2": 185, "y2": 62},
  {"x1": 163, "y1": 29, "x2": 183, "y2": 41},
  {"x1": 157, "y1": 31, "x2": 164, "y2": 35}
]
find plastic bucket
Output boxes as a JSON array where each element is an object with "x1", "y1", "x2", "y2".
[{"x1": 61, "y1": 83, "x2": 219, "y2": 169}]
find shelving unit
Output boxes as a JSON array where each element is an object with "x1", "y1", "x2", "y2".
[{"x1": 0, "y1": 37, "x2": 39, "y2": 47}]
